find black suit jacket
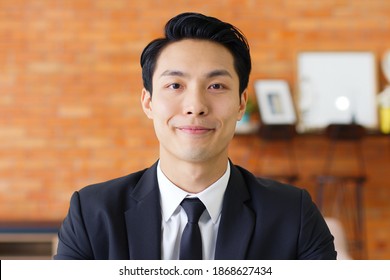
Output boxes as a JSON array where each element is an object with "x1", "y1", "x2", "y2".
[{"x1": 54, "y1": 162, "x2": 336, "y2": 259}]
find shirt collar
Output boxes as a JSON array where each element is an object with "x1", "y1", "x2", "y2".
[{"x1": 157, "y1": 161, "x2": 230, "y2": 224}]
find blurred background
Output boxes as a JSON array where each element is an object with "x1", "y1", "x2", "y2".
[{"x1": 0, "y1": 0, "x2": 389, "y2": 259}]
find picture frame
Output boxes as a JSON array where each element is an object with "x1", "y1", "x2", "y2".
[
  {"x1": 296, "y1": 51, "x2": 378, "y2": 132},
  {"x1": 254, "y1": 80, "x2": 297, "y2": 125}
]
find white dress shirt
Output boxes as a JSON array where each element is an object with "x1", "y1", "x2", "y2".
[{"x1": 157, "y1": 161, "x2": 230, "y2": 260}]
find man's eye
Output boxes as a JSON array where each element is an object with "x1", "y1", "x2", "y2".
[
  {"x1": 169, "y1": 83, "x2": 181, "y2": 90},
  {"x1": 209, "y1": 84, "x2": 224, "y2": 90}
]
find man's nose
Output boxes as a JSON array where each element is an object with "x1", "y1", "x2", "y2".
[{"x1": 183, "y1": 88, "x2": 209, "y2": 116}]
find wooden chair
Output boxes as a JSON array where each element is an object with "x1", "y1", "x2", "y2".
[
  {"x1": 315, "y1": 124, "x2": 367, "y2": 259},
  {"x1": 256, "y1": 124, "x2": 299, "y2": 185}
]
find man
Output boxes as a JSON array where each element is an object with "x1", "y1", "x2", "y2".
[{"x1": 54, "y1": 12, "x2": 336, "y2": 260}]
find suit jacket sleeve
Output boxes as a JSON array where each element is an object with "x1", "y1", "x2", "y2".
[{"x1": 54, "y1": 191, "x2": 94, "y2": 260}]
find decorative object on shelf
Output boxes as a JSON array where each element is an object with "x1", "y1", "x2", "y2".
[
  {"x1": 296, "y1": 51, "x2": 378, "y2": 133},
  {"x1": 378, "y1": 87, "x2": 390, "y2": 134},
  {"x1": 254, "y1": 80, "x2": 297, "y2": 125},
  {"x1": 378, "y1": 50, "x2": 390, "y2": 134}
]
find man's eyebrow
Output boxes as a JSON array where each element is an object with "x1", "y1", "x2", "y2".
[
  {"x1": 159, "y1": 69, "x2": 233, "y2": 79},
  {"x1": 206, "y1": 69, "x2": 233, "y2": 79},
  {"x1": 159, "y1": 70, "x2": 187, "y2": 77}
]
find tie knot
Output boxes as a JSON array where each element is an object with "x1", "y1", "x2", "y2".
[{"x1": 180, "y1": 198, "x2": 205, "y2": 224}]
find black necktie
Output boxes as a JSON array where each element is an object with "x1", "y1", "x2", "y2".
[{"x1": 179, "y1": 198, "x2": 205, "y2": 260}]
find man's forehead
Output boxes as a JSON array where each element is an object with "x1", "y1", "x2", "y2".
[
  {"x1": 156, "y1": 39, "x2": 233, "y2": 63},
  {"x1": 153, "y1": 39, "x2": 236, "y2": 79}
]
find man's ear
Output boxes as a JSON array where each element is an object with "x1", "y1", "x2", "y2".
[
  {"x1": 237, "y1": 90, "x2": 248, "y2": 120},
  {"x1": 141, "y1": 88, "x2": 153, "y2": 119}
]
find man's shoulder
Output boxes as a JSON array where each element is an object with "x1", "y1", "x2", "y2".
[
  {"x1": 233, "y1": 163, "x2": 313, "y2": 213},
  {"x1": 234, "y1": 164, "x2": 306, "y2": 197}
]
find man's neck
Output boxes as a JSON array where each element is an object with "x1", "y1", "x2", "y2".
[{"x1": 159, "y1": 156, "x2": 229, "y2": 194}]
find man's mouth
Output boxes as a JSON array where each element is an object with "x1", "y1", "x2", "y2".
[{"x1": 176, "y1": 125, "x2": 214, "y2": 134}]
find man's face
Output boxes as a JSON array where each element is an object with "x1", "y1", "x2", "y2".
[{"x1": 141, "y1": 39, "x2": 247, "y2": 165}]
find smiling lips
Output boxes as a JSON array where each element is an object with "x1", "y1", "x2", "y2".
[{"x1": 176, "y1": 125, "x2": 214, "y2": 134}]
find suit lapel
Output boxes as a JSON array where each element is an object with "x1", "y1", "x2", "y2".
[
  {"x1": 215, "y1": 164, "x2": 255, "y2": 259},
  {"x1": 125, "y1": 162, "x2": 162, "y2": 259}
]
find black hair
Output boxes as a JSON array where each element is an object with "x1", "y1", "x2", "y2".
[{"x1": 140, "y1": 12, "x2": 251, "y2": 95}]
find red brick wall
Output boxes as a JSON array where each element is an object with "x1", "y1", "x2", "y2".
[{"x1": 1, "y1": 0, "x2": 389, "y2": 258}]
